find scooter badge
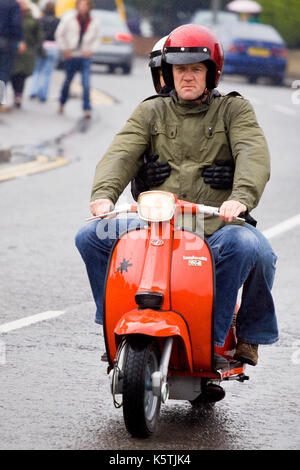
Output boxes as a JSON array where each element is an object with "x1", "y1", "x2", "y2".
[{"x1": 151, "y1": 239, "x2": 164, "y2": 246}]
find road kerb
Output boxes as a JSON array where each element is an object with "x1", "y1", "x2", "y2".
[{"x1": 0, "y1": 155, "x2": 68, "y2": 182}]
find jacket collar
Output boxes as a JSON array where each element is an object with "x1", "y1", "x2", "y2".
[{"x1": 171, "y1": 89, "x2": 215, "y2": 114}]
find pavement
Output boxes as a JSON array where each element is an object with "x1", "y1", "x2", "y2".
[{"x1": 0, "y1": 69, "x2": 115, "y2": 180}]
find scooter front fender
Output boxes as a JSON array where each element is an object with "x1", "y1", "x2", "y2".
[{"x1": 114, "y1": 308, "x2": 193, "y2": 372}]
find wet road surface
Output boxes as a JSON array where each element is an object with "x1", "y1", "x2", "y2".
[{"x1": 0, "y1": 59, "x2": 299, "y2": 450}]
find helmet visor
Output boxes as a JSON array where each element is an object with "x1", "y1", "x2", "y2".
[
  {"x1": 163, "y1": 46, "x2": 211, "y2": 65},
  {"x1": 149, "y1": 50, "x2": 162, "y2": 68}
]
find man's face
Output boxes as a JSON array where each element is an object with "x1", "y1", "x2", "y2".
[
  {"x1": 173, "y1": 62, "x2": 208, "y2": 101},
  {"x1": 77, "y1": 0, "x2": 90, "y2": 16}
]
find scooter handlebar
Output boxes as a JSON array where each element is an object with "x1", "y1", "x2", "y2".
[
  {"x1": 177, "y1": 200, "x2": 245, "y2": 222},
  {"x1": 85, "y1": 198, "x2": 245, "y2": 223}
]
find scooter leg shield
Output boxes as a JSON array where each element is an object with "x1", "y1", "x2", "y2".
[{"x1": 170, "y1": 229, "x2": 215, "y2": 371}]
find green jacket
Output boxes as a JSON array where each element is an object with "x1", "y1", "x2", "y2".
[
  {"x1": 91, "y1": 91, "x2": 270, "y2": 236},
  {"x1": 13, "y1": 12, "x2": 44, "y2": 77}
]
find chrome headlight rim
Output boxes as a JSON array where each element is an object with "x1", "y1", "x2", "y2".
[{"x1": 137, "y1": 190, "x2": 176, "y2": 222}]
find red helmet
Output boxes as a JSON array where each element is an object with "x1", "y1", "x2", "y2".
[{"x1": 162, "y1": 24, "x2": 224, "y2": 90}]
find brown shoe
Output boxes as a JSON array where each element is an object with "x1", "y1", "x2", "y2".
[
  {"x1": 234, "y1": 342, "x2": 258, "y2": 366},
  {"x1": 84, "y1": 110, "x2": 91, "y2": 119}
]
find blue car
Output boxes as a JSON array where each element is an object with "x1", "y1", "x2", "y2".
[{"x1": 215, "y1": 23, "x2": 287, "y2": 85}]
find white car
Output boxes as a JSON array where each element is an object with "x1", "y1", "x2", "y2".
[{"x1": 91, "y1": 9, "x2": 134, "y2": 74}]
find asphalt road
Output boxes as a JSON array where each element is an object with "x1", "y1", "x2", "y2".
[{"x1": 0, "y1": 59, "x2": 299, "y2": 450}]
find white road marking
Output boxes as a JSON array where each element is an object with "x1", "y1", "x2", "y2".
[
  {"x1": 273, "y1": 104, "x2": 297, "y2": 116},
  {"x1": 262, "y1": 213, "x2": 300, "y2": 240},
  {"x1": 0, "y1": 310, "x2": 65, "y2": 333}
]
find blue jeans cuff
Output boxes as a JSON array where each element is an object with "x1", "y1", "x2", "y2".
[{"x1": 237, "y1": 336, "x2": 279, "y2": 345}]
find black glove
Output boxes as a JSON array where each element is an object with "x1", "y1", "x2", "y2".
[
  {"x1": 140, "y1": 154, "x2": 171, "y2": 186},
  {"x1": 131, "y1": 154, "x2": 171, "y2": 201},
  {"x1": 202, "y1": 160, "x2": 235, "y2": 190}
]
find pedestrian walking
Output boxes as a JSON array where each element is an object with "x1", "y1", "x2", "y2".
[
  {"x1": 0, "y1": 0, "x2": 23, "y2": 85},
  {"x1": 30, "y1": 2, "x2": 60, "y2": 102},
  {"x1": 55, "y1": 0, "x2": 100, "y2": 119},
  {"x1": 11, "y1": 0, "x2": 44, "y2": 108}
]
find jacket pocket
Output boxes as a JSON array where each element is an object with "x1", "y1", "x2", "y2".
[
  {"x1": 150, "y1": 122, "x2": 177, "y2": 158},
  {"x1": 151, "y1": 122, "x2": 177, "y2": 139},
  {"x1": 203, "y1": 121, "x2": 232, "y2": 164}
]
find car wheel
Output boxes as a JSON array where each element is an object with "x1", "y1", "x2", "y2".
[
  {"x1": 247, "y1": 76, "x2": 258, "y2": 84},
  {"x1": 271, "y1": 76, "x2": 284, "y2": 86},
  {"x1": 108, "y1": 64, "x2": 116, "y2": 74},
  {"x1": 122, "y1": 64, "x2": 132, "y2": 75}
]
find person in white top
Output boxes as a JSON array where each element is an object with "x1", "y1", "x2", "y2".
[{"x1": 55, "y1": 0, "x2": 100, "y2": 118}]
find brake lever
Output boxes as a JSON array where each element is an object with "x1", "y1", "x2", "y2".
[{"x1": 86, "y1": 204, "x2": 137, "y2": 222}]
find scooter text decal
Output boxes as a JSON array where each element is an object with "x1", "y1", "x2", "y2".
[{"x1": 183, "y1": 256, "x2": 207, "y2": 267}]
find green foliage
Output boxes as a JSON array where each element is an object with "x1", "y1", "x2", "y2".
[{"x1": 258, "y1": 0, "x2": 300, "y2": 47}]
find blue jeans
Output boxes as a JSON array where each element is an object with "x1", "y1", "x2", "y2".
[
  {"x1": 60, "y1": 57, "x2": 91, "y2": 111},
  {"x1": 30, "y1": 48, "x2": 60, "y2": 101},
  {"x1": 207, "y1": 224, "x2": 278, "y2": 346},
  {"x1": 75, "y1": 219, "x2": 278, "y2": 346}
]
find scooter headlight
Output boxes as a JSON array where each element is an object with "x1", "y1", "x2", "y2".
[{"x1": 138, "y1": 191, "x2": 176, "y2": 222}]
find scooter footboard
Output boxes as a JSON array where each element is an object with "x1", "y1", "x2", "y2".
[{"x1": 114, "y1": 308, "x2": 194, "y2": 372}]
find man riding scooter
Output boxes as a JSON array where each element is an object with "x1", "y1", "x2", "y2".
[{"x1": 76, "y1": 24, "x2": 278, "y2": 369}]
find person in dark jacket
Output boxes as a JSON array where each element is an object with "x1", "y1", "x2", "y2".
[
  {"x1": 11, "y1": 0, "x2": 44, "y2": 108},
  {"x1": 0, "y1": 0, "x2": 23, "y2": 84},
  {"x1": 30, "y1": 2, "x2": 60, "y2": 102}
]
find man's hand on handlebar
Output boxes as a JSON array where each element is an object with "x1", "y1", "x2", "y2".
[
  {"x1": 90, "y1": 198, "x2": 114, "y2": 217},
  {"x1": 219, "y1": 200, "x2": 247, "y2": 223}
]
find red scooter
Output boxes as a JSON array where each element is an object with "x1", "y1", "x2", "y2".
[{"x1": 88, "y1": 190, "x2": 249, "y2": 438}]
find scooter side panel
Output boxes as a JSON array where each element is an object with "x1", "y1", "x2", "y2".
[
  {"x1": 104, "y1": 228, "x2": 149, "y2": 364},
  {"x1": 170, "y1": 230, "x2": 214, "y2": 371}
]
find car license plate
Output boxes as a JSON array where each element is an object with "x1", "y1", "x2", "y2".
[
  {"x1": 102, "y1": 37, "x2": 113, "y2": 44},
  {"x1": 248, "y1": 47, "x2": 270, "y2": 57}
]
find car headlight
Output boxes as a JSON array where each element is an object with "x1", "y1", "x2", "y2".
[{"x1": 138, "y1": 191, "x2": 176, "y2": 222}]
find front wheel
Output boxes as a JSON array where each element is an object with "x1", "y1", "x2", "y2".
[{"x1": 123, "y1": 336, "x2": 161, "y2": 438}]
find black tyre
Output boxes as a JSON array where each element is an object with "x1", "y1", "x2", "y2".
[
  {"x1": 123, "y1": 336, "x2": 161, "y2": 438},
  {"x1": 108, "y1": 64, "x2": 116, "y2": 74},
  {"x1": 122, "y1": 64, "x2": 132, "y2": 75},
  {"x1": 247, "y1": 76, "x2": 258, "y2": 84},
  {"x1": 271, "y1": 76, "x2": 284, "y2": 86}
]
